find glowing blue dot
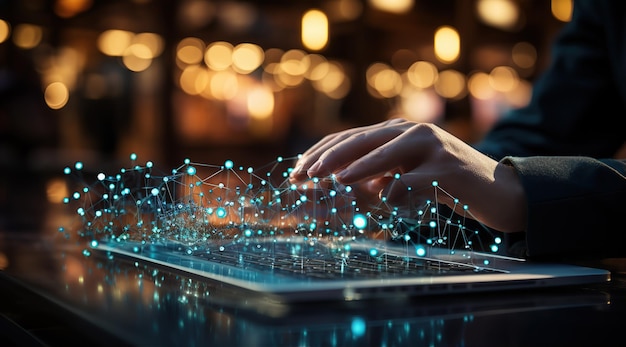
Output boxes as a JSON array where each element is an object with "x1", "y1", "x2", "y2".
[
  {"x1": 353, "y1": 214, "x2": 367, "y2": 229},
  {"x1": 463, "y1": 205, "x2": 469, "y2": 210},
  {"x1": 247, "y1": 167, "x2": 253, "y2": 173},
  {"x1": 73, "y1": 192, "x2": 80, "y2": 199},
  {"x1": 216, "y1": 207, "x2": 227, "y2": 218},
  {"x1": 277, "y1": 156, "x2": 283, "y2": 162},
  {"x1": 244, "y1": 229, "x2": 253, "y2": 237},
  {"x1": 490, "y1": 245, "x2": 499, "y2": 253},
  {"x1": 151, "y1": 188, "x2": 159, "y2": 196},
  {"x1": 82, "y1": 249, "x2": 91, "y2": 257},
  {"x1": 369, "y1": 248, "x2": 378, "y2": 256},
  {"x1": 415, "y1": 245, "x2": 426, "y2": 257},
  {"x1": 394, "y1": 173, "x2": 401, "y2": 179},
  {"x1": 329, "y1": 190, "x2": 336, "y2": 197},
  {"x1": 95, "y1": 210, "x2": 102, "y2": 217},
  {"x1": 90, "y1": 240, "x2": 99, "y2": 247},
  {"x1": 130, "y1": 153, "x2": 137, "y2": 161},
  {"x1": 351, "y1": 317, "x2": 366, "y2": 337},
  {"x1": 290, "y1": 184, "x2": 297, "y2": 190},
  {"x1": 345, "y1": 186, "x2": 352, "y2": 193},
  {"x1": 163, "y1": 177, "x2": 169, "y2": 182},
  {"x1": 184, "y1": 158, "x2": 190, "y2": 164},
  {"x1": 74, "y1": 162, "x2": 83, "y2": 170},
  {"x1": 77, "y1": 208, "x2": 85, "y2": 216},
  {"x1": 300, "y1": 195, "x2": 307, "y2": 202},
  {"x1": 224, "y1": 160, "x2": 234, "y2": 169},
  {"x1": 63, "y1": 167, "x2": 71, "y2": 174},
  {"x1": 331, "y1": 208, "x2": 337, "y2": 214},
  {"x1": 186, "y1": 166, "x2": 196, "y2": 175},
  {"x1": 432, "y1": 180, "x2": 438, "y2": 187},
  {"x1": 483, "y1": 259, "x2": 490, "y2": 266},
  {"x1": 429, "y1": 221, "x2": 437, "y2": 228},
  {"x1": 147, "y1": 161, "x2": 153, "y2": 168},
  {"x1": 494, "y1": 237, "x2": 502, "y2": 244}
]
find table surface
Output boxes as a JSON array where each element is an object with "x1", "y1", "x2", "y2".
[{"x1": 2, "y1": 228, "x2": 626, "y2": 347}]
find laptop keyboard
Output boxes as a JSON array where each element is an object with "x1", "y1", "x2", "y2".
[{"x1": 188, "y1": 240, "x2": 499, "y2": 280}]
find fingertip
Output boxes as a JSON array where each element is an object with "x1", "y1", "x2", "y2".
[{"x1": 306, "y1": 161, "x2": 322, "y2": 178}]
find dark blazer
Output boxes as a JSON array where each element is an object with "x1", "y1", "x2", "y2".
[{"x1": 476, "y1": 0, "x2": 626, "y2": 259}]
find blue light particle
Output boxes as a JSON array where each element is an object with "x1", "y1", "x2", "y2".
[
  {"x1": 415, "y1": 245, "x2": 426, "y2": 257},
  {"x1": 353, "y1": 214, "x2": 367, "y2": 229},
  {"x1": 224, "y1": 160, "x2": 234, "y2": 169},
  {"x1": 186, "y1": 166, "x2": 196, "y2": 175},
  {"x1": 74, "y1": 162, "x2": 83, "y2": 170},
  {"x1": 63, "y1": 167, "x2": 71, "y2": 175},
  {"x1": 130, "y1": 153, "x2": 137, "y2": 161},
  {"x1": 351, "y1": 317, "x2": 366, "y2": 337},
  {"x1": 216, "y1": 207, "x2": 227, "y2": 218}
]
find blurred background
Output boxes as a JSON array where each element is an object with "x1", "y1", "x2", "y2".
[{"x1": 0, "y1": 0, "x2": 571, "y2": 231}]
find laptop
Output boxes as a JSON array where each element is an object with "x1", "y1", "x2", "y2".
[{"x1": 64, "y1": 156, "x2": 611, "y2": 303}]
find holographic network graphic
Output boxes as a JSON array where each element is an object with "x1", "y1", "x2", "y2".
[{"x1": 59, "y1": 153, "x2": 501, "y2": 260}]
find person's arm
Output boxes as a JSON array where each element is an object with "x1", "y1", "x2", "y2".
[
  {"x1": 477, "y1": 0, "x2": 626, "y2": 160},
  {"x1": 503, "y1": 156, "x2": 626, "y2": 259}
]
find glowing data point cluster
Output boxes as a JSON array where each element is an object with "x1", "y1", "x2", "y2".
[{"x1": 60, "y1": 154, "x2": 500, "y2": 260}]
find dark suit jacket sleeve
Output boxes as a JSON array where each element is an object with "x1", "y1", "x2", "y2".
[
  {"x1": 502, "y1": 156, "x2": 626, "y2": 259},
  {"x1": 474, "y1": 0, "x2": 626, "y2": 258}
]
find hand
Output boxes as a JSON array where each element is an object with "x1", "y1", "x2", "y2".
[{"x1": 289, "y1": 119, "x2": 527, "y2": 232}]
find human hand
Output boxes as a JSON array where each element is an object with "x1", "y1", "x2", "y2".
[{"x1": 289, "y1": 119, "x2": 527, "y2": 232}]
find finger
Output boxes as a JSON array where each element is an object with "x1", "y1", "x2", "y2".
[
  {"x1": 291, "y1": 119, "x2": 408, "y2": 180},
  {"x1": 301, "y1": 118, "x2": 405, "y2": 159},
  {"x1": 289, "y1": 129, "x2": 362, "y2": 182},
  {"x1": 334, "y1": 125, "x2": 429, "y2": 184},
  {"x1": 307, "y1": 121, "x2": 411, "y2": 178}
]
